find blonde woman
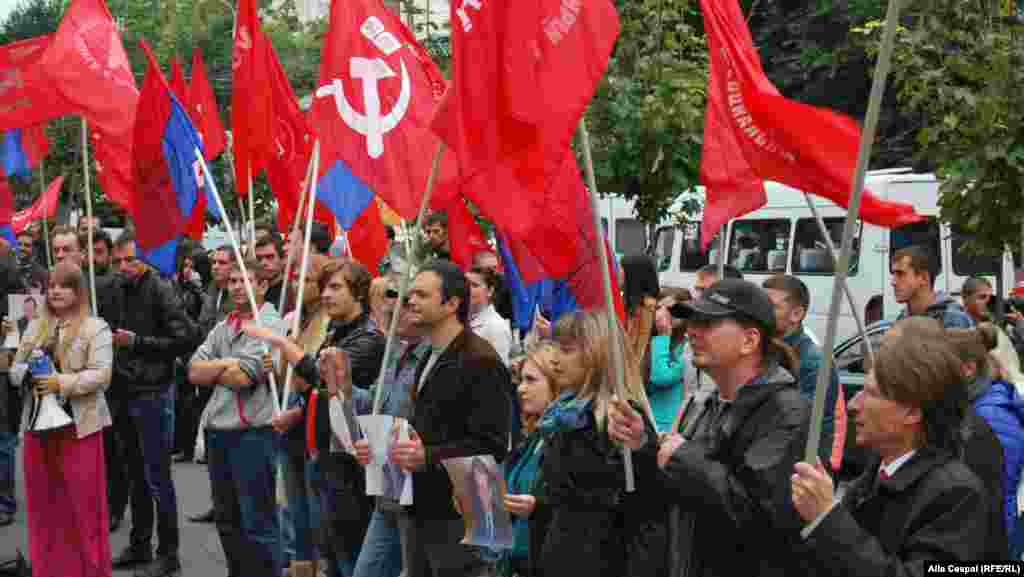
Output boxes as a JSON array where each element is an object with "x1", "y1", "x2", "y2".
[
  {"x1": 539, "y1": 310, "x2": 664, "y2": 577},
  {"x1": 11, "y1": 262, "x2": 113, "y2": 577},
  {"x1": 500, "y1": 342, "x2": 559, "y2": 577}
]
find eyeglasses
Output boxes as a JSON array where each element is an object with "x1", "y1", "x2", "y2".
[{"x1": 385, "y1": 288, "x2": 399, "y2": 299}]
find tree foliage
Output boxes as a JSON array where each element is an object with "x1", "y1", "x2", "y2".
[
  {"x1": 585, "y1": 0, "x2": 708, "y2": 226},
  {"x1": 854, "y1": 0, "x2": 1024, "y2": 257}
]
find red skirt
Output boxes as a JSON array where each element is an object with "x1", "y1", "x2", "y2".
[{"x1": 23, "y1": 427, "x2": 111, "y2": 577}]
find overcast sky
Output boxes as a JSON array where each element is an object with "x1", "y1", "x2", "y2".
[{"x1": 0, "y1": 0, "x2": 19, "y2": 25}]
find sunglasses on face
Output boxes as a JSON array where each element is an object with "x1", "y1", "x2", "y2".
[{"x1": 385, "y1": 288, "x2": 399, "y2": 299}]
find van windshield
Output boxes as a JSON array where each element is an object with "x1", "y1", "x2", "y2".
[
  {"x1": 653, "y1": 226, "x2": 675, "y2": 272},
  {"x1": 950, "y1": 227, "x2": 1001, "y2": 277}
]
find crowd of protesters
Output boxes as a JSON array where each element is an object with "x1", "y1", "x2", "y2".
[{"x1": 0, "y1": 212, "x2": 1022, "y2": 577}]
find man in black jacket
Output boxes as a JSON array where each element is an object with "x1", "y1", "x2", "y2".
[
  {"x1": 0, "y1": 239, "x2": 22, "y2": 527},
  {"x1": 391, "y1": 260, "x2": 512, "y2": 577},
  {"x1": 791, "y1": 328, "x2": 992, "y2": 570},
  {"x1": 610, "y1": 279, "x2": 810, "y2": 577},
  {"x1": 103, "y1": 231, "x2": 198, "y2": 577}
]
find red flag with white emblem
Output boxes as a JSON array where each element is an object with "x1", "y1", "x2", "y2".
[
  {"x1": 311, "y1": 0, "x2": 447, "y2": 222},
  {"x1": 189, "y1": 49, "x2": 227, "y2": 160},
  {"x1": 231, "y1": 0, "x2": 274, "y2": 196},
  {"x1": 0, "y1": 36, "x2": 73, "y2": 131}
]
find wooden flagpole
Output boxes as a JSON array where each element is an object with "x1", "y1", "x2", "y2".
[
  {"x1": 277, "y1": 152, "x2": 317, "y2": 317},
  {"x1": 372, "y1": 143, "x2": 445, "y2": 415},
  {"x1": 281, "y1": 141, "x2": 322, "y2": 407},
  {"x1": 81, "y1": 118, "x2": 97, "y2": 314},
  {"x1": 40, "y1": 158, "x2": 51, "y2": 268},
  {"x1": 195, "y1": 146, "x2": 282, "y2": 414},
  {"x1": 578, "y1": 118, "x2": 635, "y2": 492},
  {"x1": 248, "y1": 166, "x2": 257, "y2": 254},
  {"x1": 805, "y1": 0, "x2": 903, "y2": 463}
]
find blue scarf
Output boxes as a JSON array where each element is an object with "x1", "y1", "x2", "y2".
[{"x1": 536, "y1": 390, "x2": 594, "y2": 435}]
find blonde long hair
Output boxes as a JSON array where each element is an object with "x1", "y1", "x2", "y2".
[
  {"x1": 16, "y1": 263, "x2": 90, "y2": 366},
  {"x1": 552, "y1": 310, "x2": 654, "y2": 429},
  {"x1": 519, "y1": 342, "x2": 560, "y2": 434}
]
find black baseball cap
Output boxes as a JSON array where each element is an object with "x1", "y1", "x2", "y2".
[{"x1": 670, "y1": 279, "x2": 776, "y2": 336}]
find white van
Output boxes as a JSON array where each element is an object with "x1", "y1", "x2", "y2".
[
  {"x1": 596, "y1": 194, "x2": 649, "y2": 261},
  {"x1": 652, "y1": 170, "x2": 1015, "y2": 342}
]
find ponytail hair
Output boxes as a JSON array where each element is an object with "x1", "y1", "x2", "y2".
[{"x1": 946, "y1": 322, "x2": 1000, "y2": 378}]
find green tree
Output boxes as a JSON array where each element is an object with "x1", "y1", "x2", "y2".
[
  {"x1": 585, "y1": 0, "x2": 708, "y2": 226},
  {"x1": 854, "y1": 0, "x2": 1024, "y2": 257}
]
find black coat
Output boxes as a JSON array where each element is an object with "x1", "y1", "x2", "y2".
[
  {"x1": 662, "y1": 365, "x2": 810, "y2": 577},
  {"x1": 97, "y1": 270, "x2": 199, "y2": 397},
  {"x1": 803, "y1": 449, "x2": 993, "y2": 574},
  {"x1": 538, "y1": 403, "x2": 667, "y2": 577},
  {"x1": 409, "y1": 329, "x2": 512, "y2": 521}
]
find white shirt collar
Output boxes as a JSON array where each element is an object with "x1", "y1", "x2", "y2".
[{"x1": 881, "y1": 450, "x2": 917, "y2": 477}]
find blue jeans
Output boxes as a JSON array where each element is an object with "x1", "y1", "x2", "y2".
[
  {"x1": 120, "y1": 387, "x2": 179, "y2": 555},
  {"x1": 0, "y1": 430, "x2": 17, "y2": 514},
  {"x1": 353, "y1": 509, "x2": 404, "y2": 577},
  {"x1": 278, "y1": 444, "x2": 295, "y2": 565},
  {"x1": 207, "y1": 427, "x2": 281, "y2": 577},
  {"x1": 284, "y1": 449, "x2": 321, "y2": 562}
]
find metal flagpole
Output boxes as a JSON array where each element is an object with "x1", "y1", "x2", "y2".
[
  {"x1": 805, "y1": 0, "x2": 903, "y2": 463},
  {"x1": 579, "y1": 118, "x2": 635, "y2": 492},
  {"x1": 195, "y1": 147, "x2": 282, "y2": 414},
  {"x1": 802, "y1": 193, "x2": 876, "y2": 369},
  {"x1": 281, "y1": 142, "x2": 321, "y2": 406},
  {"x1": 81, "y1": 118, "x2": 97, "y2": 314},
  {"x1": 372, "y1": 143, "x2": 445, "y2": 415}
]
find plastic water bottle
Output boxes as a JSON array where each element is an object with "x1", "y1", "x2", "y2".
[{"x1": 28, "y1": 350, "x2": 54, "y2": 377}]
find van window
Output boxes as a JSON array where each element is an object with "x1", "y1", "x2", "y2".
[
  {"x1": 951, "y1": 227, "x2": 1001, "y2": 277},
  {"x1": 889, "y1": 219, "x2": 942, "y2": 278},
  {"x1": 616, "y1": 218, "x2": 646, "y2": 256},
  {"x1": 678, "y1": 222, "x2": 714, "y2": 272},
  {"x1": 653, "y1": 226, "x2": 675, "y2": 272},
  {"x1": 791, "y1": 218, "x2": 861, "y2": 276},
  {"x1": 728, "y1": 219, "x2": 791, "y2": 274}
]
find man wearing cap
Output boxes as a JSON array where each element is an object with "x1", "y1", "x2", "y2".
[{"x1": 609, "y1": 279, "x2": 810, "y2": 577}]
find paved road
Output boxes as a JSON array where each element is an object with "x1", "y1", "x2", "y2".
[{"x1": 0, "y1": 446, "x2": 229, "y2": 576}]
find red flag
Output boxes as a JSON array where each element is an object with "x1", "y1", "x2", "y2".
[
  {"x1": 231, "y1": 0, "x2": 274, "y2": 196},
  {"x1": 21, "y1": 123, "x2": 49, "y2": 165},
  {"x1": 170, "y1": 56, "x2": 189, "y2": 108},
  {"x1": 91, "y1": 130, "x2": 134, "y2": 211},
  {"x1": 12, "y1": 175, "x2": 63, "y2": 233},
  {"x1": 189, "y1": 49, "x2": 226, "y2": 160},
  {"x1": 697, "y1": 0, "x2": 922, "y2": 248},
  {"x1": 311, "y1": 0, "x2": 448, "y2": 221},
  {"x1": 40, "y1": 0, "x2": 138, "y2": 140},
  {"x1": 0, "y1": 36, "x2": 73, "y2": 131},
  {"x1": 431, "y1": 0, "x2": 620, "y2": 282},
  {"x1": 347, "y1": 198, "x2": 388, "y2": 278},
  {"x1": 434, "y1": 194, "x2": 492, "y2": 271}
]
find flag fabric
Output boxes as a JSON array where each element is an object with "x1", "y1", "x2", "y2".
[
  {"x1": 430, "y1": 0, "x2": 618, "y2": 236},
  {"x1": 311, "y1": 0, "x2": 448, "y2": 224},
  {"x1": 12, "y1": 175, "x2": 63, "y2": 234},
  {"x1": 1, "y1": 123, "x2": 48, "y2": 179},
  {"x1": 346, "y1": 198, "x2": 388, "y2": 278},
  {"x1": 697, "y1": 0, "x2": 922, "y2": 248},
  {"x1": 0, "y1": 179, "x2": 15, "y2": 249},
  {"x1": 170, "y1": 56, "x2": 189, "y2": 107},
  {"x1": 434, "y1": 193, "x2": 492, "y2": 271},
  {"x1": 231, "y1": 0, "x2": 274, "y2": 197},
  {"x1": 131, "y1": 39, "x2": 206, "y2": 275},
  {"x1": 91, "y1": 129, "x2": 134, "y2": 211},
  {"x1": 40, "y1": 0, "x2": 138, "y2": 140},
  {"x1": 0, "y1": 35, "x2": 74, "y2": 132},
  {"x1": 497, "y1": 233, "x2": 576, "y2": 331},
  {"x1": 189, "y1": 49, "x2": 227, "y2": 160}
]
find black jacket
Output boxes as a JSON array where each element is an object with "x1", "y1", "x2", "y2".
[
  {"x1": 98, "y1": 270, "x2": 199, "y2": 397},
  {"x1": 294, "y1": 312, "x2": 385, "y2": 454},
  {"x1": 409, "y1": 329, "x2": 512, "y2": 521},
  {"x1": 662, "y1": 364, "x2": 810, "y2": 577},
  {"x1": 538, "y1": 402, "x2": 666, "y2": 577},
  {"x1": 804, "y1": 449, "x2": 993, "y2": 574}
]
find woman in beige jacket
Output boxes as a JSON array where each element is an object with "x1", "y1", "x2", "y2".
[{"x1": 11, "y1": 262, "x2": 113, "y2": 577}]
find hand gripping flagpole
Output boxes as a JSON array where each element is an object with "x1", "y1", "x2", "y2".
[
  {"x1": 579, "y1": 118, "x2": 636, "y2": 493},
  {"x1": 802, "y1": 193, "x2": 876, "y2": 370},
  {"x1": 372, "y1": 143, "x2": 445, "y2": 415},
  {"x1": 195, "y1": 146, "x2": 282, "y2": 414},
  {"x1": 81, "y1": 118, "x2": 98, "y2": 314},
  {"x1": 805, "y1": 0, "x2": 903, "y2": 463},
  {"x1": 281, "y1": 141, "x2": 322, "y2": 408}
]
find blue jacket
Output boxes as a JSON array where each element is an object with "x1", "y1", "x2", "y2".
[
  {"x1": 647, "y1": 335, "x2": 686, "y2": 432},
  {"x1": 973, "y1": 379, "x2": 1024, "y2": 541},
  {"x1": 897, "y1": 295, "x2": 975, "y2": 329},
  {"x1": 784, "y1": 326, "x2": 839, "y2": 462}
]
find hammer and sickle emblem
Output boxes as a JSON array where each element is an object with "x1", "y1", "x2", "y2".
[{"x1": 315, "y1": 57, "x2": 411, "y2": 159}]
